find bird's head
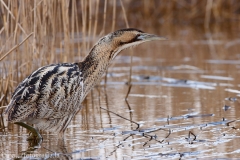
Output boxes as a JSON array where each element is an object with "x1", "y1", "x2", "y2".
[{"x1": 96, "y1": 28, "x2": 167, "y2": 61}]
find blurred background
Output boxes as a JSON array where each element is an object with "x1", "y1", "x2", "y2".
[{"x1": 1, "y1": 0, "x2": 240, "y2": 159}]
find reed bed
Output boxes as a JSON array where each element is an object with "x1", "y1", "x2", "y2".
[
  {"x1": 0, "y1": 0, "x2": 239, "y2": 108},
  {"x1": 0, "y1": 0, "x2": 111, "y2": 108}
]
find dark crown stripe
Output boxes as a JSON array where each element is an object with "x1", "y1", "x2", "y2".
[
  {"x1": 28, "y1": 76, "x2": 40, "y2": 86},
  {"x1": 115, "y1": 28, "x2": 144, "y2": 33}
]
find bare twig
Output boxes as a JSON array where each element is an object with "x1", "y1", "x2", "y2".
[
  {"x1": 108, "y1": 135, "x2": 131, "y2": 157},
  {"x1": 120, "y1": 0, "x2": 129, "y2": 27},
  {"x1": 0, "y1": 106, "x2": 7, "y2": 110},
  {"x1": 0, "y1": 32, "x2": 33, "y2": 61},
  {"x1": 204, "y1": 0, "x2": 213, "y2": 30},
  {"x1": 125, "y1": 84, "x2": 132, "y2": 100},
  {"x1": 0, "y1": 0, "x2": 15, "y2": 19},
  {"x1": 0, "y1": 0, "x2": 27, "y2": 35},
  {"x1": 102, "y1": 0, "x2": 107, "y2": 35},
  {"x1": 100, "y1": 107, "x2": 139, "y2": 128},
  {"x1": 111, "y1": 0, "x2": 116, "y2": 32},
  {"x1": 93, "y1": 0, "x2": 99, "y2": 39}
]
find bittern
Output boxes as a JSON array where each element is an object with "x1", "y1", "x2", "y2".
[{"x1": 5, "y1": 28, "x2": 166, "y2": 140}]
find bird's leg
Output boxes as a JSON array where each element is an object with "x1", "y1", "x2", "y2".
[{"x1": 14, "y1": 122, "x2": 43, "y2": 141}]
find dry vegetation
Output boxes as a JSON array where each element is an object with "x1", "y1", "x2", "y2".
[
  {"x1": 0, "y1": 0, "x2": 239, "y2": 108},
  {"x1": 0, "y1": 0, "x2": 117, "y2": 109}
]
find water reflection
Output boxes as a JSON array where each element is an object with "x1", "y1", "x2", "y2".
[{"x1": 1, "y1": 25, "x2": 240, "y2": 159}]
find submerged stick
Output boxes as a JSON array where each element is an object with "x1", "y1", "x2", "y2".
[
  {"x1": 100, "y1": 107, "x2": 139, "y2": 128},
  {"x1": 125, "y1": 84, "x2": 132, "y2": 100}
]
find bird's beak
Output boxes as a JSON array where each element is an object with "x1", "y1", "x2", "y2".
[{"x1": 137, "y1": 33, "x2": 167, "y2": 41}]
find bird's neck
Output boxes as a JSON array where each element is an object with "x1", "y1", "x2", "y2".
[{"x1": 78, "y1": 44, "x2": 113, "y2": 94}]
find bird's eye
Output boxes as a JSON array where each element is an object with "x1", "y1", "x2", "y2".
[{"x1": 135, "y1": 34, "x2": 142, "y2": 40}]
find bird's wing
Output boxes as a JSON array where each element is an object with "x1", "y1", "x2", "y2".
[{"x1": 5, "y1": 63, "x2": 83, "y2": 121}]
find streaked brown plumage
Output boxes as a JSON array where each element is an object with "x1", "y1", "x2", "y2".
[{"x1": 5, "y1": 28, "x2": 166, "y2": 139}]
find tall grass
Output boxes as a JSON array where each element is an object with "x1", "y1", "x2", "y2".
[
  {"x1": 0, "y1": 0, "x2": 239, "y2": 108},
  {"x1": 0, "y1": 0, "x2": 108, "y2": 108}
]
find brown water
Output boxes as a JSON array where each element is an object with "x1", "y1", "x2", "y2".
[{"x1": 1, "y1": 25, "x2": 240, "y2": 159}]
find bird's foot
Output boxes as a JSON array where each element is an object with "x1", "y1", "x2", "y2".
[
  {"x1": 27, "y1": 132, "x2": 42, "y2": 141},
  {"x1": 14, "y1": 122, "x2": 43, "y2": 142}
]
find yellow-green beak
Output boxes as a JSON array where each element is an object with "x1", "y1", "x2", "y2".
[{"x1": 138, "y1": 33, "x2": 167, "y2": 41}]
